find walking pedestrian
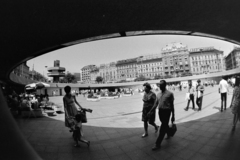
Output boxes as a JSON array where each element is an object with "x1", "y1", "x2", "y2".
[
  {"x1": 149, "y1": 80, "x2": 175, "y2": 151},
  {"x1": 219, "y1": 76, "x2": 229, "y2": 112},
  {"x1": 141, "y1": 83, "x2": 159, "y2": 138},
  {"x1": 196, "y1": 79, "x2": 204, "y2": 111},
  {"x1": 230, "y1": 77, "x2": 240, "y2": 131},
  {"x1": 184, "y1": 81, "x2": 195, "y2": 111},
  {"x1": 179, "y1": 83, "x2": 182, "y2": 91}
]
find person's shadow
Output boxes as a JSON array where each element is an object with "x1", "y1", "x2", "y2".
[{"x1": 213, "y1": 106, "x2": 221, "y2": 111}]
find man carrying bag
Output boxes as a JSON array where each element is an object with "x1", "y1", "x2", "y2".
[{"x1": 149, "y1": 80, "x2": 176, "y2": 151}]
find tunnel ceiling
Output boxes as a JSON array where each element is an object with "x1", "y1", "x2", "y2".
[{"x1": 1, "y1": 0, "x2": 240, "y2": 84}]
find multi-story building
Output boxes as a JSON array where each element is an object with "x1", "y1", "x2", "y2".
[
  {"x1": 162, "y1": 43, "x2": 190, "y2": 77},
  {"x1": 13, "y1": 62, "x2": 30, "y2": 79},
  {"x1": 81, "y1": 65, "x2": 97, "y2": 83},
  {"x1": 137, "y1": 53, "x2": 164, "y2": 79},
  {"x1": 116, "y1": 58, "x2": 138, "y2": 81},
  {"x1": 189, "y1": 47, "x2": 224, "y2": 75},
  {"x1": 225, "y1": 47, "x2": 240, "y2": 70},
  {"x1": 89, "y1": 68, "x2": 100, "y2": 83},
  {"x1": 99, "y1": 62, "x2": 117, "y2": 83}
]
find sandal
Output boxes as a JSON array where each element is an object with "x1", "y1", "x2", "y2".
[
  {"x1": 141, "y1": 133, "x2": 148, "y2": 138},
  {"x1": 87, "y1": 141, "x2": 90, "y2": 147},
  {"x1": 155, "y1": 126, "x2": 159, "y2": 133},
  {"x1": 74, "y1": 144, "x2": 80, "y2": 147}
]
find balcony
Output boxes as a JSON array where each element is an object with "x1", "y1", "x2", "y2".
[{"x1": 47, "y1": 72, "x2": 65, "y2": 77}]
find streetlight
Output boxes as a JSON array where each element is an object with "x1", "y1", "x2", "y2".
[{"x1": 44, "y1": 66, "x2": 48, "y2": 82}]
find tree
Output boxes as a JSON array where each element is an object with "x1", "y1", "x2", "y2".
[
  {"x1": 154, "y1": 74, "x2": 163, "y2": 80},
  {"x1": 134, "y1": 74, "x2": 147, "y2": 81},
  {"x1": 181, "y1": 72, "x2": 192, "y2": 77},
  {"x1": 33, "y1": 72, "x2": 47, "y2": 82},
  {"x1": 95, "y1": 76, "x2": 103, "y2": 83},
  {"x1": 61, "y1": 73, "x2": 77, "y2": 83},
  {"x1": 165, "y1": 74, "x2": 173, "y2": 79}
]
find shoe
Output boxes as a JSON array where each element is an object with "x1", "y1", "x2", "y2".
[
  {"x1": 152, "y1": 145, "x2": 161, "y2": 151},
  {"x1": 155, "y1": 126, "x2": 159, "y2": 133},
  {"x1": 220, "y1": 109, "x2": 223, "y2": 112},
  {"x1": 184, "y1": 108, "x2": 188, "y2": 111},
  {"x1": 74, "y1": 144, "x2": 80, "y2": 147},
  {"x1": 87, "y1": 141, "x2": 90, "y2": 147},
  {"x1": 142, "y1": 133, "x2": 148, "y2": 138}
]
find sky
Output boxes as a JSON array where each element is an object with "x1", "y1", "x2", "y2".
[{"x1": 27, "y1": 35, "x2": 237, "y2": 76}]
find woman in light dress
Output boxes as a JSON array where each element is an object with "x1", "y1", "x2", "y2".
[
  {"x1": 63, "y1": 86, "x2": 91, "y2": 147},
  {"x1": 63, "y1": 86, "x2": 83, "y2": 127},
  {"x1": 230, "y1": 77, "x2": 240, "y2": 131}
]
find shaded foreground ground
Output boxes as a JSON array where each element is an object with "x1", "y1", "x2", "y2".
[{"x1": 15, "y1": 87, "x2": 240, "y2": 160}]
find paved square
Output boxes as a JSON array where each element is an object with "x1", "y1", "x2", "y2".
[{"x1": 15, "y1": 86, "x2": 240, "y2": 160}]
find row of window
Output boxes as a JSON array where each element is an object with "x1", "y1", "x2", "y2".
[
  {"x1": 138, "y1": 68, "x2": 163, "y2": 73},
  {"x1": 191, "y1": 54, "x2": 221, "y2": 61},
  {"x1": 117, "y1": 64, "x2": 137, "y2": 69},
  {"x1": 191, "y1": 60, "x2": 220, "y2": 66},
  {"x1": 192, "y1": 65, "x2": 221, "y2": 72}
]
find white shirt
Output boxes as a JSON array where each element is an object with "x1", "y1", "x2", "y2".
[{"x1": 219, "y1": 79, "x2": 229, "y2": 93}]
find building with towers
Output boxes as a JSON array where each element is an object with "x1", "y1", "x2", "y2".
[{"x1": 162, "y1": 42, "x2": 190, "y2": 77}]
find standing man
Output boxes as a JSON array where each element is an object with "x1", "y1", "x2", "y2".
[
  {"x1": 196, "y1": 79, "x2": 204, "y2": 111},
  {"x1": 219, "y1": 76, "x2": 229, "y2": 112},
  {"x1": 141, "y1": 83, "x2": 159, "y2": 138},
  {"x1": 149, "y1": 80, "x2": 175, "y2": 151}
]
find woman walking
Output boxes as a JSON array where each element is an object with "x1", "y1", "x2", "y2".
[
  {"x1": 141, "y1": 83, "x2": 159, "y2": 138},
  {"x1": 230, "y1": 77, "x2": 240, "y2": 131},
  {"x1": 63, "y1": 86, "x2": 82, "y2": 127},
  {"x1": 63, "y1": 85, "x2": 90, "y2": 147}
]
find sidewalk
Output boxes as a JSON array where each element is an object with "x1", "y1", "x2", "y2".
[{"x1": 15, "y1": 87, "x2": 240, "y2": 160}]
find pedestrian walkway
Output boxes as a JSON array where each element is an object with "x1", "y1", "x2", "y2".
[{"x1": 15, "y1": 86, "x2": 240, "y2": 160}]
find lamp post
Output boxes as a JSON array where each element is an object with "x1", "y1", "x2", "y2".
[{"x1": 45, "y1": 66, "x2": 48, "y2": 82}]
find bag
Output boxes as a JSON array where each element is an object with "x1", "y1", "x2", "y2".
[
  {"x1": 168, "y1": 123, "x2": 177, "y2": 137},
  {"x1": 185, "y1": 93, "x2": 190, "y2": 100},
  {"x1": 78, "y1": 110, "x2": 87, "y2": 123}
]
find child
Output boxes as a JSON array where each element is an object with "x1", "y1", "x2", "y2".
[{"x1": 71, "y1": 108, "x2": 92, "y2": 147}]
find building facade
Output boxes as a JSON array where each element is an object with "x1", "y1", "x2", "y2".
[
  {"x1": 137, "y1": 53, "x2": 164, "y2": 79},
  {"x1": 89, "y1": 68, "x2": 100, "y2": 83},
  {"x1": 47, "y1": 60, "x2": 66, "y2": 83},
  {"x1": 13, "y1": 62, "x2": 30, "y2": 79},
  {"x1": 116, "y1": 58, "x2": 138, "y2": 81},
  {"x1": 162, "y1": 43, "x2": 190, "y2": 77},
  {"x1": 225, "y1": 47, "x2": 240, "y2": 70},
  {"x1": 81, "y1": 65, "x2": 97, "y2": 83},
  {"x1": 189, "y1": 47, "x2": 224, "y2": 75},
  {"x1": 99, "y1": 62, "x2": 117, "y2": 83}
]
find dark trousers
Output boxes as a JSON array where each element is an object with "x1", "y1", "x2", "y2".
[
  {"x1": 186, "y1": 94, "x2": 195, "y2": 109},
  {"x1": 156, "y1": 109, "x2": 171, "y2": 146},
  {"x1": 221, "y1": 93, "x2": 227, "y2": 110},
  {"x1": 196, "y1": 96, "x2": 203, "y2": 110}
]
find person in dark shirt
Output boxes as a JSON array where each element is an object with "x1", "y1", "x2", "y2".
[{"x1": 149, "y1": 80, "x2": 175, "y2": 151}]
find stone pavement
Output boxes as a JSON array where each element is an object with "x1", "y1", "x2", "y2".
[{"x1": 15, "y1": 86, "x2": 240, "y2": 160}]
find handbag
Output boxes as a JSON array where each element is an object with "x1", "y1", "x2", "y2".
[
  {"x1": 185, "y1": 93, "x2": 190, "y2": 100},
  {"x1": 168, "y1": 123, "x2": 177, "y2": 137},
  {"x1": 78, "y1": 110, "x2": 87, "y2": 123}
]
